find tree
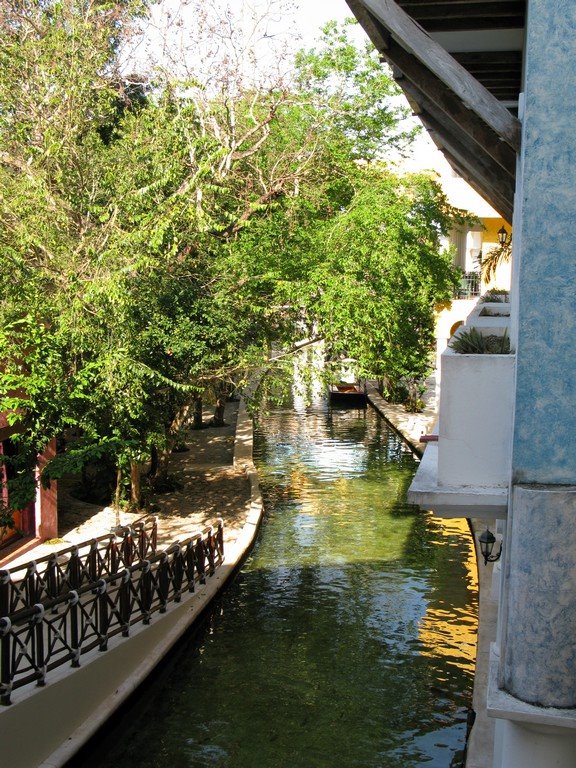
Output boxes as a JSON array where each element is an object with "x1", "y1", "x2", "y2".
[
  {"x1": 0, "y1": 0, "x2": 149, "y2": 510},
  {"x1": 0, "y1": 3, "x2": 463, "y2": 518},
  {"x1": 309, "y1": 170, "x2": 460, "y2": 400},
  {"x1": 218, "y1": 25, "x2": 460, "y2": 405}
]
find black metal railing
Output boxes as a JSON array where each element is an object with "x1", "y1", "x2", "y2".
[
  {"x1": 0, "y1": 516, "x2": 158, "y2": 616},
  {"x1": 0, "y1": 520, "x2": 224, "y2": 704},
  {"x1": 455, "y1": 271, "x2": 481, "y2": 299}
]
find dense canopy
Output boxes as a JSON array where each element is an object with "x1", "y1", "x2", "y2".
[{"x1": 0, "y1": 0, "x2": 462, "y2": 516}]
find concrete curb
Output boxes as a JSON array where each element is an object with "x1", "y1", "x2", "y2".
[
  {"x1": 0, "y1": 399, "x2": 264, "y2": 768},
  {"x1": 365, "y1": 381, "x2": 438, "y2": 458}
]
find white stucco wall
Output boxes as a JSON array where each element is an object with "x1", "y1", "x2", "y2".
[{"x1": 438, "y1": 336, "x2": 515, "y2": 488}]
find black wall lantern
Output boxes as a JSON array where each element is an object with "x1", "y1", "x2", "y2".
[
  {"x1": 497, "y1": 226, "x2": 510, "y2": 247},
  {"x1": 479, "y1": 528, "x2": 502, "y2": 565}
]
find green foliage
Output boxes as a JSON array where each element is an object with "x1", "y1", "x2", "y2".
[
  {"x1": 304, "y1": 170, "x2": 460, "y2": 385},
  {"x1": 295, "y1": 19, "x2": 418, "y2": 161},
  {"x1": 449, "y1": 327, "x2": 511, "y2": 354},
  {"x1": 0, "y1": 9, "x2": 466, "y2": 514}
]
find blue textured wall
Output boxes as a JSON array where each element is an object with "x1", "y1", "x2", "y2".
[
  {"x1": 512, "y1": 0, "x2": 576, "y2": 483},
  {"x1": 504, "y1": 486, "x2": 576, "y2": 707}
]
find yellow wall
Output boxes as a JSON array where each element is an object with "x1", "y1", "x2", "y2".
[{"x1": 480, "y1": 217, "x2": 512, "y2": 292}]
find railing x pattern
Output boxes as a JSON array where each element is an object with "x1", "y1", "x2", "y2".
[
  {"x1": 0, "y1": 516, "x2": 158, "y2": 616},
  {"x1": 0, "y1": 519, "x2": 224, "y2": 705}
]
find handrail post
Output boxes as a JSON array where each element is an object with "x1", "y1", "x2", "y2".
[
  {"x1": 0, "y1": 616, "x2": 12, "y2": 705},
  {"x1": 68, "y1": 547, "x2": 82, "y2": 591},
  {"x1": 158, "y1": 554, "x2": 169, "y2": 613},
  {"x1": 140, "y1": 561, "x2": 152, "y2": 624},
  {"x1": 25, "y1": 562, "x2": 39, "y2": 606},
  {"x1": 110, "y1": 535, "x2": 119, "y2": 584},
  {"x1": 151, "y1": 517, "x2": 158, "y2": 554},
  {"x1": 172, "y1": 546, "x2": 183, "y2": 603},
  {"x1": 68, "y1": 590, "x2": 81, "y2": 668},
  {"x1": 45, "y1": 556, "x2": 58, "y2": 609},
  {"x1": 0, "y1": 571, "x2": 11, "y2": 617},
  {"x1": 216, "y1": 518, "x2": 224, "y2": 564},
  {"x1": 33, "y1": 603, "x2": 46, "y2": 687},
  {"x1": 88, "y1": 540, "x2": 98, "y2": 582},
  {"x1": 119, "y1": 570, "x2": 131, "y2": 637},
  {"x1": 194, "y1": 538, "x2": 206, "y2": 585},
  {"x1": 206, "y1": 527, "x2": 216, "y2": 576},
  {"x1": 137, "y1": 523, "x2": 145, "y2": 562},
  {"x1": 121, "y1": 530, "x2": 134, "y2": 568},
  {"x1": 96, "y1": 579, "x2": 108, "y2": 651},
  {"x1": 185, "y1": 541, "x2": 196, "y2": 592}
]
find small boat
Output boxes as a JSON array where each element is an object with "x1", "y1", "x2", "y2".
[{"x1": 328, "y1": 382, "x2": 368, "y2": 408}]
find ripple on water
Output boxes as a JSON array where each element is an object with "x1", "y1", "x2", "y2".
[{"x1": 85, "y1": 398, "x2": 476, "y2": 768}]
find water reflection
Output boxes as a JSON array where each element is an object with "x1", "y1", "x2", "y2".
[{"x1": 78, "y1": 394, "x2": 477, "y2": 768}]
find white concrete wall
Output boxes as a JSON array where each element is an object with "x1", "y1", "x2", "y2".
[{"x1": 438, "y1": 335, "x2": 515, "y2": 488}]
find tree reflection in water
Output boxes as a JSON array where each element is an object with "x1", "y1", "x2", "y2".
[{"x1": 75, "y1": 395, "x2": 477, "y2": 768}]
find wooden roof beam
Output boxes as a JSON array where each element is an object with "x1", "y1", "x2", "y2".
[
  {"x1": 395, "y1": 70, "x2": 514, "y2": 187},
  {"x1": 397, "y1": 75, "x2": 515, "y2": 209},
  {"x1": 347, "y1": 0, "x2": 521, "y2": 151},
  {"x1": 418, "y1": 112, "x2": 515, "y2": 221},
  {"x1": 386, "y1": 37, "x2": 517, "y2": 176}
]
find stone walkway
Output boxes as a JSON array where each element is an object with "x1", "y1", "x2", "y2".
[
  {"x1": 1, "y1": 385, "x2": 493, "y2": 768},
  {"x1": 366, "y1": 375, "x2": 438, "y2": 456},
  {"x1": 4, "y1": 401, "x2": 252, "y2": 570}
]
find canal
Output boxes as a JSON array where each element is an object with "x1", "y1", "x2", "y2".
[{"x1": 77, "y1": 393, "x2": 478, "y2": 768}]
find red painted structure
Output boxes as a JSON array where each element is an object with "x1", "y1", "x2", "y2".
[{"x1": 0, "y1": 412, "x2": 58, "y2": 557}]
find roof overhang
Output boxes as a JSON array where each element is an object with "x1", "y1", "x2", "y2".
[{"x1": 346, "y1": 0, "x2": 525, "y2": 222}]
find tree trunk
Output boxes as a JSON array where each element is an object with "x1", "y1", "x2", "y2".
[
  {"x1": 148, "y1": 444, "x2": 159, "y2": 477},
  {"x1": 151, "y1": 402, "x2": 192, "y2": 482},
  {"x1": 192, "y1": 395, "x2": 203, "y2": 429},
  {"x1": 211, "y1": 397, "x2": 226, "y2": 427},
  {"x1": 130, "y1": 460, "x2": 141, "y2": 507},
  {"x1": 114, "y1": 467, "x2": 122, "y2": 527},
  {"x1": 155, "y1": 445, "x2": 172, "y2": 481},
  {"x1": 171, "y1": 402, "x2": 191, "y2": 437}
]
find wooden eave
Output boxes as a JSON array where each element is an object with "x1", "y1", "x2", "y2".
[
  {"x1": 345, "y1": 0, "x2": 525, "y2": 220},
  {"x1": 397, "y1": 1, "x2": 525, "y2": 32}
]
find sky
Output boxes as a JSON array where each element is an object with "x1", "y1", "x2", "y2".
[
  {"x1": 289, "y1": 0, "x2": 358, "y2": 45},
  {"x1": 124, "y1": 0, "x2": 445, "y2": 175},
  {"x1": 125, "y1": 0, "x2": 364, "y2": 92}
]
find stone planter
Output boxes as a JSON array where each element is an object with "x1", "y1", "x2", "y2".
[
  {"x1": 466, "y1": 301, "x2": 511, "y2": 328},
  {"x1": 438, "y1": 326, "x2": 515, "y2": 487}
]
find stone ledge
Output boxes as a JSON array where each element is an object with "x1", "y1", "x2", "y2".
[
  {"x1": 487, "y1": 644, "x2": 576, "y2": 731},
  {"x1": 407, "y1": 441, "x2": 509, "y2": 517}
]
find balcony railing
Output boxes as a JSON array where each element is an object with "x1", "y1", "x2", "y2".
[
  {"x1": 0, "y1": 519, "x2": 224, "y2": 704},
  {"x1": 455, "y1": 271, "x2": 481, "y2": 299}
]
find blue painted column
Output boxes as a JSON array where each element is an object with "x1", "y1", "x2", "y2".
[
  {"x1": 502, "y1": 0, "x2": 576, "y2": 711},
  {"x1": 511, "y1": 1, "x2": 576, "y2": 484}
]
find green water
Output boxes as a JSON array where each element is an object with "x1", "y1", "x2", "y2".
[{"x1": 78, "y1": 397, "x2": 477, "y2": 768}]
